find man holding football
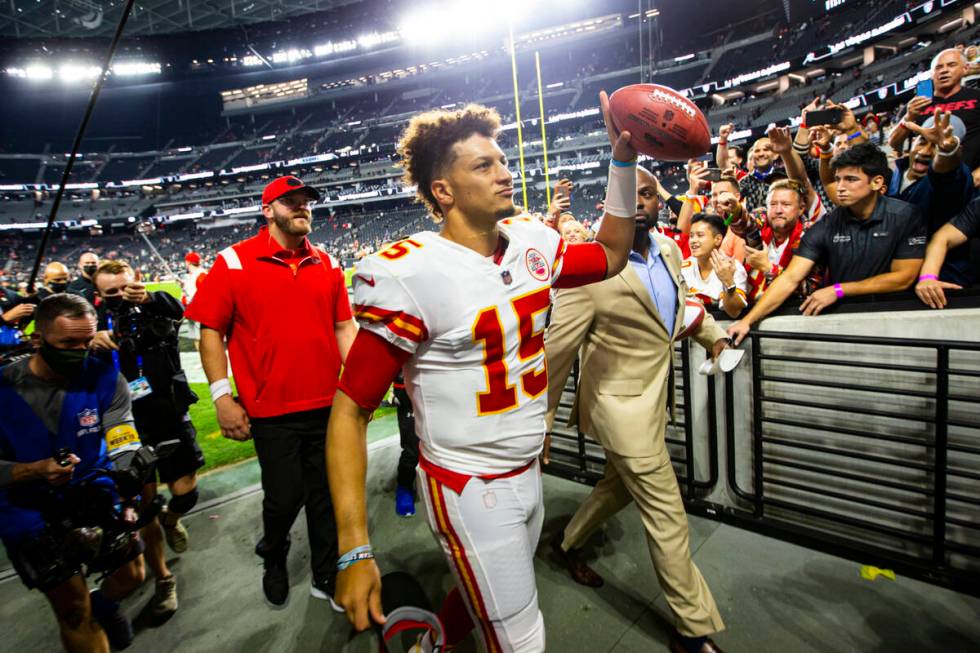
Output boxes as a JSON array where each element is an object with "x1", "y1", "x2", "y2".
[
  {"x1": 544, "y1": 163, "x2": 729, "y2": 653},
  {"x1": 326, "y1": 93, "x2": 638, "y2": 652}
]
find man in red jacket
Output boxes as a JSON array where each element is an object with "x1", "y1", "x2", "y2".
[{"x1": 186, "y1": 175, "x2": 357, "y2": 609}]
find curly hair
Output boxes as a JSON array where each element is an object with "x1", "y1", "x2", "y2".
[{"x1": 396, "y1": 104, "x2": 502, "y2": 220}]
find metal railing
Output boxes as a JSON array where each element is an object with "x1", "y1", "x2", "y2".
[
  {"x1": 543, "y1": 329, "x2": 980, "y2": 595},
  {"x1": 545, "y1": 340, "x2": 720, "y2": 495},
  {"x1": 718, "y1": 330, "x2": 980, "y2": 593}
]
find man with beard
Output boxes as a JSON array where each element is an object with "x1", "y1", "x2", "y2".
[
  {"x1": 737, "y1": 136, "x2": 787, "y2": 211},
  {"x1": 887, "y1": 110, "x2": 976, "y2": 286},
  {"x1": 889, "y1": 49, "x2": 980, "y2": 175},
  {"x1": 545, "y1": 164, "x2": 730, "y2": 653},
  {"x1": 186, "y1": 175, "x2": 357, "y2": 608},
  {"x1": 742, "y1": 180, "x2": 825, "y2": 302},
  {"x1": 328, "y1": 99, "x2": 637, "y2": 652},
  {"x1": 67, "y1": 251, "x2": 99, "y2": 304},
  {"x1": 728, "y1": 143, "x2": 926, "y2": 343},
  {"x1": 38, "y1": 262, "x2": 71, "y2": 301}
]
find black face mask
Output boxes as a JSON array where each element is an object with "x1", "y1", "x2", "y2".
[
  {"x1": 39, "y1": 340, "x2": 89, "y2": 378},
  {"x1": 48, "y1": 282, "x2": 68, "y2": 294},
  {"x1": 102, "y1": 296, "x2": 125, "y2": 311},
  {"x1": 82, "y1": 264, "x2": 98, "y2": 277}
]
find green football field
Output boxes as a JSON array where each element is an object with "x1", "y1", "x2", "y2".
[
  {"x1": 152, "y1": 272, "x2": 377, "y2": 473},
  {"x1": 187, "y1": 381, "x2": 394, "y2": 474}
]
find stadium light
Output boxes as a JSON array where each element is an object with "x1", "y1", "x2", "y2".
[
  {"x1": 357, "y1": 31, "x2": 399, "y2": 49},
  {"x1": 112, "y1": 62, "x2": 162, "y2": 76},
  {"x1": 313, "y1": 40, "x2": 357, "y2": 57},
  {"x1": 398, "y1": 0, "x2": 539, "y2": 44},
  {"x1": 58, "y1": 64, "x2": 101, "y2": 83},
  {"x1": 25, "y1": 64, "x2": 54, "y2": 80}
]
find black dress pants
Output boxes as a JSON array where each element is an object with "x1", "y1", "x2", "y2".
[{"x1": 251, "y1": 406, "x2": 337, "y2": 584}]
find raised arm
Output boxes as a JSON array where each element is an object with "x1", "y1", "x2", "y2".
[
  {"x1": 678, "y1": 162, "x2": 710, "y2": 235},
  {"x1": 769, "y1": 125, "x2": 814, "y2": 205},
  {"x1": 716, "y1": 123, "x2": 734, "y2": 169},
  {"x1": 903, "y1": 109, "x2": 963, "y2": 174},
  {"x1": 593, "y1": 90, "x2": 640, "y2": 277},
  {"x1": 888, "y1": 95, "x2": 931, "y2": 152}
]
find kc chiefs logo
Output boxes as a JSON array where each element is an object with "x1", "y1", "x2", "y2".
[
  {"x1": 525, "y1": 248, "x2": 549, "y2": 281},
  {"x1": 923, "y1": 100, "x2": 978, "y2": 114}
]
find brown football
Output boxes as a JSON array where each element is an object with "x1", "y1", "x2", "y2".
[{"x1": 608, "y1": 84, "x2": 711, "y2": 161}]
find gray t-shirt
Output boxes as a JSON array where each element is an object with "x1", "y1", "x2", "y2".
[{"x1": 0, "y1": 358, "x2": 134, "y2": 487}]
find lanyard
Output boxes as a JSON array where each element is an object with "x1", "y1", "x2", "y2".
[{"x1": 105, "y1": 314, "x2": 143, "y2": 376}]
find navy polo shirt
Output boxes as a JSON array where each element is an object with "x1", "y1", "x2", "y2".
[{"x1": 794, "y1": 195, "x2": 927, "y2": 285}]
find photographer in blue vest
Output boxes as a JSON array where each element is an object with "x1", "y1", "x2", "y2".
[{"x1": 0, "y1": 294, "x2": 146, "y2": 653}]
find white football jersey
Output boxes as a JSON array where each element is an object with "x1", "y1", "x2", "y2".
[
  {"x1": 353, "y1": 217, "x2": 570, "y2": 475},
  {"x1": 182, "y1": 267, "x2": 207, "y2": 304}
]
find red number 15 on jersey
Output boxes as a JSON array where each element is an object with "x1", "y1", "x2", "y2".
[{"x1": 472, "y1": 286, "x2": 551, "y2": 415}]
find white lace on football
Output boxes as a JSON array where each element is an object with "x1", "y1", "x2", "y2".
[{"x1": 650, "y1": 89, "x2": 697, "y2": 120}]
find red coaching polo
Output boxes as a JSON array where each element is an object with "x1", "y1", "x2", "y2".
[{"x1": 185, "y1": 226, "x2": 352, "y2": 418}]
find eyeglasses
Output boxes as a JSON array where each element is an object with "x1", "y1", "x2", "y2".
[{"x1": 276, "y1": 195, "x2": 316, "y2": 209}]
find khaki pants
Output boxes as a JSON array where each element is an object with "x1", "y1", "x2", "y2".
[{"x1": 561, "y1": 448, "x2": 724, "y2": 638}]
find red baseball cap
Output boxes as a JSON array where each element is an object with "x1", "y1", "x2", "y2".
[
  {"x1": 262, "y1": 175, "x2": 321, "y2": 206},
  {"x1": 185, "y1": 251, "x2": 201, "y2": 265}
]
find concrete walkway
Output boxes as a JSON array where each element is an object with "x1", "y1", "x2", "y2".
[{"x1": 2, "y1": 436, "x2": 979, "y2": 652}]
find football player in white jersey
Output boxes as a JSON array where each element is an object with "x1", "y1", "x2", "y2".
[{"x1": 327, "y1": 95, "x2": 640, "y2": 652}]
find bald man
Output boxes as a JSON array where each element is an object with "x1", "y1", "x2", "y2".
[
  {"x1": 68, "y1": 251, "x2": 99, "y2": 303},
  {"x1": 39, "y1": 262, "x2": 71, "y2": 301},
  {"x1": 737, "y1": 136, "x2": 787, "y2": 211},
  {"x1": 890, "y1": 48, "x2": 980, "y2": 172}
]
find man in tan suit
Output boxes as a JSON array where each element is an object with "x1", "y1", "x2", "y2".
[{"x1": 545, "y1": 166, "x2": 728, "y2": 653}]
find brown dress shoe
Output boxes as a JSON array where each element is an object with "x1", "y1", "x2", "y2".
[
  {"x1": 669, "y1": 634, "x2": 725, "y2": 653},
  {"x1": 551, "y1": 533, "x2": 604, "y2": 587}
]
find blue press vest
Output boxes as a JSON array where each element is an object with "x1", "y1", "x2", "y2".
[{"x1": 0, "y1": 357, "x2": 120, "y2": 545}]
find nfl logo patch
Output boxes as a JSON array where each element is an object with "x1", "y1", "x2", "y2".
[
  {"x1": 501, "y1": 270, "x2": 513, "y2": 285},
  {"x1": 525, "y1": 248, "x2": 549, "y2": 282},
  {"x1": 78, "y1": 408, "x2": 98, "y2": 428}
]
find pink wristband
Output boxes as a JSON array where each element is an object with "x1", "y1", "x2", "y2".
[
  {"x1": 918, "y1": 274, "x2": 938, "y2": 282},
  {"x1": 833, "y1": 283, "x2": 844, "y2": 299}
]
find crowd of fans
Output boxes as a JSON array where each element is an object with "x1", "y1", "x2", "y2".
[{"x1": 3, "y1": 20, "x2": 980, "y2": 323}]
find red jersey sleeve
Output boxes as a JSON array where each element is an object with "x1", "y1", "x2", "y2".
[
  {"x1": 184, "y1": 255, "x2": 233, "y2": 332},
  {"x1": 553, "y1": 241, "x2": 608, "y2": 289},
  {"x1": 338, "y1": 329, "x2": 412, "y2": 411}
]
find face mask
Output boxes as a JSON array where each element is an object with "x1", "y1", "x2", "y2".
[
  {"x1": 48, "y1": 282, "x2": 68, "y2": 293},
  {"x1": 102, "y1": 296, "x2": 124, "y2": 311},
  {"x1": 39, "y1": 340, "x2": 89, "y2": 378},
  {"x1": 83, "y1": 264, "x2": 98, "y2": 277}
]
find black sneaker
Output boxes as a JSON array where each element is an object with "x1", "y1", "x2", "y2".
[{"x1": 262, "y1": 555, "x2": 289, "y2": 608}]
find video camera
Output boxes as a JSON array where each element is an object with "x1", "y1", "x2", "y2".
[
  {"x1": 17, "y1": 439, "x2": 178, "y2": 589},
  {"x1": 108, "y1": 300, "x2": 178, "y2": 357}
]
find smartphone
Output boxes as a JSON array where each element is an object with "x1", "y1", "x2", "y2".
[
  {"x1": 703, "y1": 167, "x2": 723, "y2": 182},
  {"x1": 697, "y1": 151, "x2": 714, "y2": 162},
  {"x1": 916, "y1": 79, "x2": 933, "y2": 99},
  {"x1": 807, "y1": 108, "x2": 843, "y2": 126}
]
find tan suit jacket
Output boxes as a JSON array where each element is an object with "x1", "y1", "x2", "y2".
[{"x1": 545, "y1": 232, "x2": 727, "y2": 458}]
